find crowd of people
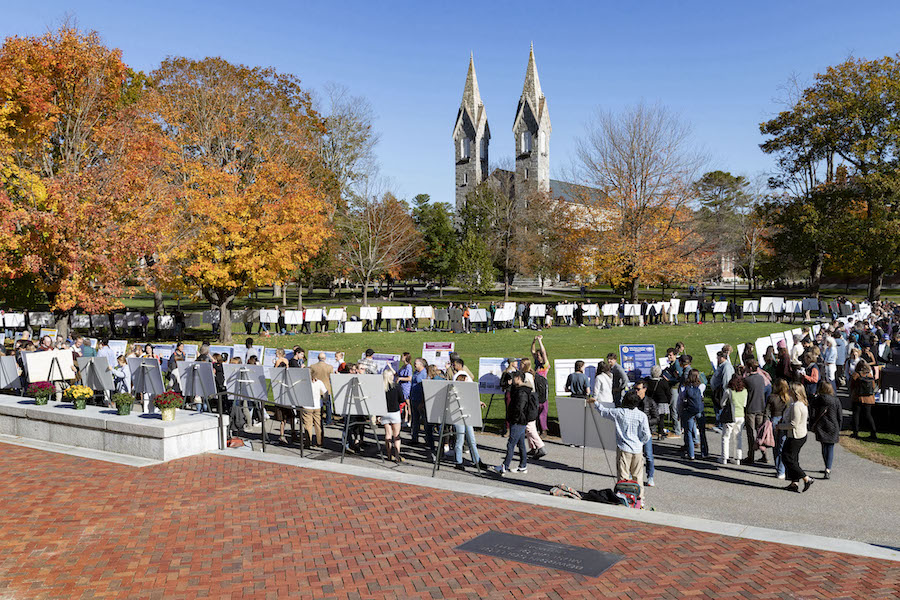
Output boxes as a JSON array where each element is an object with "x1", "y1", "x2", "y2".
[{"x1": 3, "y1": 300, "x2": 897, "y2": 503}]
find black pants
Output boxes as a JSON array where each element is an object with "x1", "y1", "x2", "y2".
[
  {"x1": 852, "y1": 403, "x2": 877, "y2": 436},
  {"x1": 782, "y1": 435, "x2": 807, "y2": 481}
]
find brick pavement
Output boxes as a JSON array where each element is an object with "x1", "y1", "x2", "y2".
[{"x1": 0, "y1": 442, "x2": 897, "y2": 599}]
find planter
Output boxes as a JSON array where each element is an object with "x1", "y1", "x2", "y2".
[
  {"x1": 33, "y1": 395, "x2": 50, "y2": 406},
  {"x1": 73, "y1": 399, "x2": 87, "y2": 410},
  {"x1": 160, "y1": 407, "x2": 176, "y2": 422},
  {"x1": 116, "y1": 403, "x2": 132, "y2": 416}
]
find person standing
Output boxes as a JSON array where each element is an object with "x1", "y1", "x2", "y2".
[
  {"x1": 679, "y1": 369, "x2": 708, "y2": 460},
  {"x1": 565, "y1": 360, "x2": 590, "y2": 398},
  {"x1": 607, "y1": 353, "x2": 629, "y2": 405},
  {"x1": 519, "y1": 358, "x2": 548, "y2": 461},
  {"x1": 778, "y1": 384, "x2": 814, "y2": 493},
  {"x1": 710, "y1": 350, "x2": 734, "y2": 432},
  {"x1": 811, "y1": 381, "x2": 841, "y2": 479},
  {"x1": 531, "y1": 336, "x2": 551, "y2": 434},
  {"x1": 741, "y1": 359, "x2": 768, "y2": 465},
  {"x1": 381, "y1": 368, "x2": 404, "y2": 462},
  {"x1": 589, "y1": 390, "x2": 652, "y2": 499},
  {"x1": 450, "y1": 372, "x2": 488, "y2": 471},
  {"x1": 309, "y1": 353, "x2": 335, "y2": 425},
  {"x1": 632, "y1": 380, "x2": 657, "y2": 487},
  {"x1": 592, "y1": 361, "x2": 614, "y2": 405},
  {"x1": 662, "y1": 348, "x2": 683, "y2": 436},
  {"x1": 494, "y1": 371, "x2": 534, "y2": 475},
  {"x1": 850, "y1": 362, "x2": 878, "y2": 439},
  {"x1": 720, "y1": 374, "x2": 747, "y2": 464}
]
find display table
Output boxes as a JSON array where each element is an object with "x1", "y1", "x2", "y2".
[{"x1": 0, "y1": 394, "x2": 225, "y2": 461}]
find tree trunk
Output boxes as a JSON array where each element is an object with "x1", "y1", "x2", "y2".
[
  {"x1": 629, "y1": 277, "x2": 640, "y2": 302},
  {"x1": 153, "y1": 290, "x2": 165, "y2": 315},
  {"x1": 363, "y1": 276, "x2": 369, "y2": 306},
  {"x1": 809, "y1": 253, "x2": 823, "y2": 292},
  {"x1": 54, "y1": 310, "x2": 71, "y2": 341},
  {"x1": 282, "y1": 283, "x2": 287, "y2": 305},
  {"x1": 218, "y1": 296, "x2": 235, "y2": 344},
  {"x1": 540, "y1": 276, "x2": 545, "y2": 296},
  {"x1": 297, "y1": 278, "x2": 303, "y2": 309},
  {"x1": 273, "y1": 282, "x2": 281, "y2": 298},
  {"x1": 868, "y1": 266, "x2": 884, "y2": 301},
  {"x1": 439, "y1": 279, "x2": 443, "y2": 298}
]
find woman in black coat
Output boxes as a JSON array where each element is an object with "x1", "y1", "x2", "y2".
[{"x1": 811, "y1": 381, "x2": 842, "y2": 479}]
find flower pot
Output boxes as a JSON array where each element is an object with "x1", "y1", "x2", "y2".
[
  {"x1": 116, "y1": 403, "x2": 132, "y2": 416},
  {"x1": 73, "y1": 399, "x2": 87, "y2": 410},
  {"x1": 34, "y1": 395, "x2": 50, "y2": 406},
  {"x1": 160, "y1": 407, "x2": 176, "y2": 421}
]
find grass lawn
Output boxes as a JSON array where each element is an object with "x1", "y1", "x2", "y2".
[
  {"x1": 183, "y1": 320, "x2": 797, "y2": 429},
  {"x1": 839, "y1": 431, "x2": 900, "y2": 469}
]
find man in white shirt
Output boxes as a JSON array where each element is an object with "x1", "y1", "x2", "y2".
[{"x1": 588, "y1": 390, "x2": 652, "y2": 499}]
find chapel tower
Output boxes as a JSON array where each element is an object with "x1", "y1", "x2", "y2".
[
  {"x1": 513, "y1": 44, "x2": 551, "y2": 201},
  {"x1": 452, "y1": 53, "x2": 490, "y2": 216}
]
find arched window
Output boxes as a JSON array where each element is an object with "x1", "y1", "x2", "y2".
[
  {"x1": 522, "y1": 131, "x2": 533, "y2": 153},
  {"x1": 460, "y1": 137, "x2": 471, "y2": 159}
]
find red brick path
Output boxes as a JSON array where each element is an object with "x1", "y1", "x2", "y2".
[{"x1": 0, "y1": 443, "x2": 896, "y2": 599}]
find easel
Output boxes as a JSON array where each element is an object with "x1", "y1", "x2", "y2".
[
  {"x1": 579, "y1": 399, "x2": 616, "y2": 493},
  {"x1": 339, "y1": 378, "x2": 384, "y2": 465},
  {"x1": 431, "y1": 383, "x2": 481, "y2": 478},
  {"x1": 481, "y1": 393, "x2": 499, "y2": 432},
  {"x1": 268, "y1": 371, "x2": 303, "y2": 458},
  {"x1": 45, "y1": 354, "x2": 74, "y2": 401},
  {"x1": 235, "y1": 366, "x2": 267, "y2": 453},
  {"x1": 184, "y1": 363, "x2": 225, "y2": 451}
]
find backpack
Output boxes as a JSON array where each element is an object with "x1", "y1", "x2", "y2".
[
  {"x1": 683, "y1": 385, "x2": 704, "y2": 415},
  {"x1": 858, "y1": 376, "x2": 875, "y2": 397},
  {"x1": 550, "y1": 484, "x2": 582, "y2": 500},
  {"x1": 525, "y1": 389, "x2": 540, "y2": 422},
  {"x1": 613, "y1": 480, "x2": 643, "y2": 509},
  {"x1": 534, "y1": 373, "x2": 549, "y2": 404}
]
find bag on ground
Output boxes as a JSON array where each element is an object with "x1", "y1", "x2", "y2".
[
  {"x1": 613, "y1": 479, "x2": 643, "y2": 509},
  {"x1": 549, "y1": 484, "x2": 582, "y2": 500}
]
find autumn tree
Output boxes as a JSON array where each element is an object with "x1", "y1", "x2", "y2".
[
  {"x1": 336, "y1": 193, "x2": 422, "y2": 305},
  {"x1": 574, "y1": 102, "x2": 705, "y2": 299},
  {"x1": 412, "y1": 194, "x2": 457, "y2": 296},
  {"x1": 0, "y1": 25, "x2": 170, "y2": 337},
  {"x1": 151, "y1": 57, "x2": 331, "y2": 342}
]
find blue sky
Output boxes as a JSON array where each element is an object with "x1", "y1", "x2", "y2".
[{"x1": 4, "y1": 1, "x2": 900, "y2": 205}]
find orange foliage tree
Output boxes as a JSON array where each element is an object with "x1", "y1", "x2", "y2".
[
  {"x1": 150, "y1": 57, "x2": 332, "y2": 342},
  {"x1": 0, "y1": 26, "x2": 170, "y2": 336}
]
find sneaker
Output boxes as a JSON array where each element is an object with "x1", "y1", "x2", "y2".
[
  {"x1": 533, "y1": 448, "x2": 547, "y2": 460},
  {"x1": 718, "y1": 458, "x2": 727, "y2": 465},
  {"x1": 454, "y1": 463, "x2": 465, "y2": 471},
  {"x1": 776, "y1": 473, "x2": 785, "y2": 480},
  {"x1": 515, "y1": 466, "x2": 528, "y2": 473},
  {"x1": 758, "y1": 454, "x2": 768, "y2": 464},
  {"x1": 493, "y1": 464, "x2": 507, "y2": 475},
  {"x1": 477, "y1": 461, "x2": 489, "y2": 471},
  {"x1": 740, "y1": 457, "x2": 755, "y2": 466},
  {"x1": 802, "y1": 479, "x2": 815, "y2": 493},
  {"x1": 824, "y1": 470, "x2": 831, "y2": 480},
  {"x1": 646, "y1": 477, "x2": 655, "y2": 487}
]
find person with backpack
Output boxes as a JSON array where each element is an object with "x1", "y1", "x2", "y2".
[
  {"x1": 519, "y1": 358, "x2": 548, "y2": 460},
  {"x1": 588, "y1": 389, "x2": 652, "y2": 500},
  {"x1": 680, "y1": 369, "x2": 709, "y2": 460},
  {"x1": 850, "y1": 362, "x2": 878, "y2": 440},
  {"x1": 811, "y1": 381, "x2": 842, "y2": 479},
  {"x1": 645, "y1": 366, "x2": 671, "y2": 438},
  {"x1": 494, "y1": 370, "x2": 536, "y2": 476}
]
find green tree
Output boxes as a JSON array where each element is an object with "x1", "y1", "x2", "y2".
[
  {"x1": 694, "y1": 171, "x2": 750, "y2": 272},
  {"x1": 412, "y1": 194, "x2": 457, "y2": 296},
  {"x1": 454, "y1": 231, "x2": 496, "y2": 298}
]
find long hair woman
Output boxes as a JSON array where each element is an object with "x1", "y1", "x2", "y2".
[
  {"x1": 720, "y1": 374, "x2": 747, "y2": 464},
  {"x1": 778, "y1": 383, "x2": 814, "y2": 493},
  {"x1": 381, "y1": 368, "x2": 403, "y2": 462},
  {"x1": 811, "y1": 381, "x2": 841, "y2": 479}
]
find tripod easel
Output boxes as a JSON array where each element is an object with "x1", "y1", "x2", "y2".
[
  {"x1": 432, "y1": 383, "x2": 481, "y2": 478},
  {"x1": 184, "y1": 363, "x2": 225, "y2": 451},
  {"x1": 268, "y1": 370, "x2": 303, "y2": 458},
  {"x1": 339, "y1": 378, "x2": 384, "y2": 465},
  {"x1": 235, "y1": 367, "x2": 267, "y2": 453},
  {"x1": 579, "y1": 399, "x2": 616, "y2": 494}
]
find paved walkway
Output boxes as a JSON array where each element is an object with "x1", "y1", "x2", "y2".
[
  {"x1": 245, "y1": 418, "x2": 900, "y2": 549},
  {"x1": 0, "y1": 442, "x2": 898, "y2": 599}
]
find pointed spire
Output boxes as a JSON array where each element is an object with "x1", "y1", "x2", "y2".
[
  {"x1": 461, "y1": 52, "x2": 482, "y2": 111},
  {"x1": 521, "y1": 44, "x2": 543, "y2": 102}
]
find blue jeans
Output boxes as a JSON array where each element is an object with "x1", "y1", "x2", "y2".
[
  {"x1": 454, "y1": 423, "x2": 481, "y2": 465},
  {"x1": 771, "y1": 415, "x2": 786, "y2": 476},
  {"x1": 410, "y1": 399, "x2": 435, "y2": 453},
  {"x1": 322, "y1": 393, "x2": 333, "y2": 425},
  {"x1": 681, "y1": 412, "x2": 708, "y2": 458},
  {"x1": 821, "y1": 442, "x2": 835, "y2": 470},
  {"x1": 644, "y1": 438, "x2": 655, "y2": 478},
  {"x1": 503, "y1": 423, "x2": 528, "y2": 469}
]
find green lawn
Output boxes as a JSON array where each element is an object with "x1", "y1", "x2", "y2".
[{"x1": 840, "y1": 432, "x2": 900, "y2": 469}]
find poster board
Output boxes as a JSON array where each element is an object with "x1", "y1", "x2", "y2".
[
  {"x1": 705, "y1": 343, "x2": 726, "y2": 370},
  {"x1": 755, "y1": 337, "x2": 772, "y2": 362},
  {"x1": 108, "y1": 340, "x2": 128, "y2": 359},
  {"x1": 283, "y1": 310, "x2": 302, "y2": 325},
  {"x1": 601, "y1": 304, "x2": 618, "y2": 317},
  {"x1": 326, "y1": 308, "x2": 346, "y2": 322},
  {"x1": 154, "y1": 343, "x2": 175, "y2": 361},
  {"x1": 125, "y1": 312, "x2": 142, "y2": 327},
  {"x1": 308, "y1": 351, "x2": 340, "y2": 371},
  {"x1": 344, "y1": 322, "x2": 363, "y2": 333},
  {"x1": 91, "y1": 314, "x2": 111, "y2": 328},
  {"x1": 2, "y1": 313, "x2": 26, "y2": 328},
  {"x1": 24, "y1": 349, "x2": 76, "y2": 382},
  {"x1": 760, "y1": 297, "x2": 785, "y2": 313},
  {"x1": 208, "y1": 345, "x2": 233, "y2": 361},
  {"x1": 556, "y1": 304, "x2": 574, "y2": 317},
  {"x1": 713, "y1": 301, "x2": 729, "y2": 313},
  {"x1": 270, "y1": 367, "x2": 317, "y2": 409},
  {"x1": 0, "y1": 355, "x2": 22, "y2": 390},
  {"x1": 259, "y1": 309, "x2": 279, "y2": 324},
  {"x1": 557, "y1": 397, "x2": 617, "y2": 449},
  {"x1": 331, "y1": 373, "x2": 387, "y2": 416},
  {"x1": 176, "y1": 361, "x2": 217, "y2": 398},
  {"x1": 262, "y1": 347, "x2": 294, "y2": 368},
  {"x1": 29, "y1": 312, "x2": 54, "y2": 327},
  {"x1": 38, "y1": 328, "x2": 58, "y2": 340},
  {"x1": 477, "y1": 357, "x2": 509, "y2": 395},
  {"x1": 362, "y1": 352, "x2": 401, "y2": 374},
  {"x1": 623, "y1": 304, "x2": 640, "y2": 317},
  {"x1": 71, "y1": 314, "x2": 91, "y2": 329},
  {"x1": 802, "y1": 298, "x2": 819, "y2": 311},
  {"x1": 493, "y1": 307, "x2": 515, "y2": 322},
  {"x1": 222, "y1": 364, "x2": 268, "y2": 402},
  {"x1": 422, "y1": 379, "x2": 483, "y2": 427},
  {"x1": 127, "y1": 357, "x2": 166, "y2": 396},
  {"x1": 232, "y1": 344, "x2": 265, "y2": 363},
  {"x1": 583, "y1": 304, "x2": 599, "y2": 317},
  {"x1": 785, "y1": 300, "x2": 802, "y2": 313},
  {"x1": 423, "y1": 342, "x2": 454, "y2": 371},
  {"x1": 381, "y1": 306, "x2": 404, "y2": 320},
  {"x1": 360, "y1": 307, "x2": 378, "y2": 321},
  {"x1": 156, "y1": 315, "x2": 175, "y2": 330},
  {"x1": 683, "y1": 300, "x2": 698, "y2": 314},
  {"x1": 304, "y1": 309, "x2": 323, "y2": 322},
  {"x1": 469, "y1": 309, "x2": 487, "y2": 323},
  {"x1": 619, "y1": 344, "x2": 656, "y2": 382},
  {"x1": 669, "y1": 299, "x2": 681, "y2": 315},
  {"x1": 553, "y1": 358, "x2": 602, "y2": 397},
  {"x1": 415, "y1": 306, "x2": 434, "y2": 319},
  {"x1": 530, "y1": 304, "x2": 547, "y2": 317},
  {"x1": 743, "y1": 300, "x2": 759, "y2": 313}
]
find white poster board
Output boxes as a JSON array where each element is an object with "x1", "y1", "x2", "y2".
[
  {"x1": 583, "y1": 304, "x2": 599, "y2": 317},
  {"x1": 478, "y1": 357, "x2": 509, "y2": 395},
  {"x1": 743, "y1": 300, "x2": 759, "y2": 313},
  {"x1": 755, "y1": 337, "x2": 772, "y2": 362},
  {"x1": 176, "y1": 361, "x2": 218, "y2": 398},
  {"x1": 2, "y1": 313, "x2": 26, "y2": 328},
  {"x1": 556, "y1": 304, "x2": 575, "y2": 317},
  {"x1": 624, "y1": 304, "x2": 640, "y2": 317},
  {"x1": 284, "y1": 310, "x2": 303, "y2": 325},
  {"x1": 331, "y1": 373, "x2": 387, "y2": 416},
  {"x1": 39, "y1": 328, "x2": 58, "y2": 340},
  {"x1": 683, "y1": 300, "x2": 698, "y2": 314},
  {"x1": 415, "y1": 306, "x2": 434, "y2": 319},
  {"x1": 785, "y1": 300, "x2": 802, "y2": 314},
  {"x1": 469, "y1": 309, "x2": 487, "y2": 323},
  {"x1": 668, "y1": 299, "x2": 681, "y2": 315},
  {"x1": 222, "y1": 364, "x2": 268, "y2": 402},
  {"x1": 344, "y1": 322, "x2": 363, "y2": 333},
  {"x1": 423, "y1": 342, "x2": 455, "y2": 371},
  {"x1": 259, "y1": 309, "x2": 279, "y2": 324},
  {"x1": 557, "y1": 397, "x2": 617, "y2": 449},
  {"x1": 713, "y1": 301, "x2": 729, "y2": 313},
  {"x1": 553, "y1": 358, "x2": 602, "y2": 397},
  {"x1": 308, "y1": 351, "x2": 340, "y2": 371},
  {"x1": 232, "y1": 344, "x2": 265, "y2": 363},
  {"x1": 760, "y1": 297, "x2": 785, "y2": 313},
  {"x1": 601, "y1": 304, "x2": 618, "y2": 317},
  {"x1": 530, "y1": 304, "x2": 547, "y2": 317},
  {"x1": 29, "y1": 312, "x2": 54, "y2": 327},
  {"x1": 270, "y1": 367, "x2": 317, "y2": 409},
  {"x1": 422, "y1": 379, "x2": 483, "y2": 427},
  {"x1": 381, "y1": 306, "x2": 404, "y2": 320},
  {"x1": 705, "y1": 343, "x2": 726, "y2": 370},
  {"x1": 0, "y1": 355, "x2": 22, "y2": 390},
  {"x1": 360, "y1": 307, "x2": 378, "y2": 321},
  {"x1": 127, "y1": 357, "x2": 166, "y2": 396},
  {"x1": 24, "y1": 349, "x2": 76, "y2": 382},
  {"x1": 305, "y1": 309, "x2": 323, "y2": 322},
  {"x1": 362, "y1": 352, "x2": 401, "y2": 374},
  {"x1": 493, "y1": 307, "x2": 515, "y2": 322},
  {"x1": 71, "y1": 314, "x2": 91, "y2": 329},
  {"x1": 326, "y1": 308, "x2": 346, "y2": 322}
]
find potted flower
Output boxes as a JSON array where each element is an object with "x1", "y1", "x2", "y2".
[
  {"x1": 27, "y1": 381, "x2": 54, "y2": 405},
  {"x1": 154, "y1": 391, "x2": 184, "y2": 422},
  {"x1": 64, "y1": 385, "x2": 94, "y2": 410},
  {"x1": 112, "y1": 392, "x2": 135, "y2": 416}
]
